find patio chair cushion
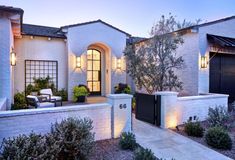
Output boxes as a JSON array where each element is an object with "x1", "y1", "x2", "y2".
[
  {"x1": 51, "y1": 96, "x2": 62, "y2": 101},
  {"x1": 26, "y1": 95, "x2": 40, "y2": 107},
  {"x1": 26, "y1": 95, "x2": 39, "y2": 102},
  {"x1": 38, "y1": 102, "x2": 55, "y2": 108},
  {"x1": 40, "y1": 89, "x2": 53, "y2": 96}
]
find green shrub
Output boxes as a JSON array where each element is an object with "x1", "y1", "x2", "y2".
[
  {"x1": 26, "y1": 76, "x2": 56, "y2": 95},
  {"x1": 51, "y1": 117, "x2": 95, "y2": 159},
  {"x1": 134, "y1": 147, "x2": 156, "y2": 160},
  {"x1": 205, "y1": 126, "x2": 232, "y2": 150},
  {"x1": 119, "y1": 132, "x2": 137, "y2": 150},
  {"x1": 207, "y1": 106, "x2": 229, "y2": 129},
  {"x1": 114, "y1": 83, "x2": 131, "y2": 94},
  {"x1": 54, "y1": 88, "x2": 68, "y2": 101},
  {"x1": 1, "y1": 132, "x2": 60, "y2": 160},
  {"x1": 73, "y1": 86, "x2": 89, "y2": 102},
  {"x1": 11, "y1": 92, "x2": 27, "y2": 110},
  {"x1": 184, "y1": 120, "x2": 204, "y2": 137}
]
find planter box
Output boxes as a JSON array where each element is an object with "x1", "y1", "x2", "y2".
[{"x1": 77, "y1": 96, "x2": 86, "y2": 102}]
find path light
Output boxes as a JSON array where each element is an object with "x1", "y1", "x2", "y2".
[
  {"x1": 201, "y1": 56, "x2": 207, "y2": 68},
  {"x1": 76, "y1": 56, "x2": 81, "y2": 68},
  {"x1": 11, "y1": 48, "x2": 16, "y2": 66},
  {"x1": 117, "y1": 58, "x2": 121, "y2": 70}
]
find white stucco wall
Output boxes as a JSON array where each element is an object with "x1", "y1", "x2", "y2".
[
  {"x1": 66, "y1": 22, "x2": 128, "y2": 100},
  {"x1": 198, "y1": 18, "x2": 235, "y2": 93},
  {"x1": 156, "y1": 92, "x2": 228, "y2": 128},
  {"x1": 0, "y1": 16, "x2": 13, "y2": 109},
  {"x1": 13, "y1": 36, "x2": 67, "y2": 93}
]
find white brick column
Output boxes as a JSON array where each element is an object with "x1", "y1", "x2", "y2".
[
  {"x1": 107, "y1": 94, "x2": 133, "y2": 138},
  {"x1": 155, "y1": 91, "x2": 178, "y2": 128},
  {"x1": 0, "y1": 17, "x2": 12, "y2": 109}
]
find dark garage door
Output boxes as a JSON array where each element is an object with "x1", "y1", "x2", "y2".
[{"x1": 210, "y1": 52, "x2": 235, "y2": 102}]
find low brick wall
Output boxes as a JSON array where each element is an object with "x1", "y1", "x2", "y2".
[
  {"x1": 0, "y1": 103, "x2": 111, "y2": 141},
  {"x1": 0, "y1": 94, "x2": 133, "y2": 143},
  {"x1": 156, "y1": 92, "x2": 228, "y2": 128}
]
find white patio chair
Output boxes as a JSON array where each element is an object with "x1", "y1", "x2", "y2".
[
  {"x1": 39, "y1": 89, "x2": 62, "y2": 106},
  {"x1": 26, "y1": 95, "x2": 55, "y2": 108}
]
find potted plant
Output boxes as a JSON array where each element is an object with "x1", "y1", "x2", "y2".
[
  {"x1": 114, "y1": 83, "x2": 131, "y2": 94},
  {"x1": 73, "y1": 86, "x2": 89, "y2": 102}
]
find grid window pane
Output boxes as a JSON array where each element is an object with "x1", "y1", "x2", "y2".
[
  {"x1": 25, "y1": 60, "x2": 58, "y2": 90},
  {"x1": 92, "y1": 82, "x2": 100, "y2": 91},
  {"x1": 92, "y1": 61, "x2": 100, "y2": 70},
  {"x1": 87, "y1": 82, "x2": 93, "y2": 91},
  {"x1": 87, "y1": 71, "x2": 92, "y2": 81},
  {"x1": 93, "y1": 50, "x2": 100, "y2": 60},
  {"x1": 87, "y1": 61, "x2": 92, "y2": 70}
]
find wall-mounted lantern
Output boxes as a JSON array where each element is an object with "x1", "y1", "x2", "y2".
[
  {"x1": 117, "y1": 58, "x2": 121, "y2": 70},
  {"x1": 200, "y1": 56, "x2": 207, "y2": 68},
  {"x1": 10, "y1": 48, "x2": 16, "y2": 66},
  {"x1": 76, "y1": 56, "x2": 81, "y2": 68}
]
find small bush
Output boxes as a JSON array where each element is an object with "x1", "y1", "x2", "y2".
[
  {"x1": 54, "y1": 88, "x2": 68, "y2": 101},
  {"x1": 134, "y1": 147, "x2": 156, "y2": 160},
  {"x1": 114, "y1": 83, "x2": 131, "y2": 94},
  {"x1": 1, "y1": 132, "x2": 60, "y2": 159},
  {"x1": 184, "y1": 120, "x2": 204, "y2": 137},
  {"x1": 119, "y1": 132, "x2": 137, "y2": 150},
  {"x1": 51, "y1": 117, "x2": 95, "y2": 159},
  {"x1": 207, "y1": 106, "x2": 229, "y2": 129},
  {"x1": 11, "y1": 92, "x2": 27, "y2": 110},
  {"x1": 205, "y1": 126, "x2": 232, "y2": 150}
]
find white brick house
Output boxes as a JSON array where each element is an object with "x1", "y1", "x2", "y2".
[
  {"x1": 134, "y1": 16, "x2": 235, "y2": 101},
  {"x1": 0, "y1": 6, "x2": 131, "y2": 109},
  {"x1": 0, "y1": 6, "x2": 235, "y2": 110}
]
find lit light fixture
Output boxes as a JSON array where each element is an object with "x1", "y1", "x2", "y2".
[
  {"x1": 201, "y1": 56, "x2": 207, "y2": 68},
  {"x1": 117, "y1": 58, "x2": 121, "y2": 70},
  {"x1": 10, "y1": 48, "x2": 16, "y2": 66},
  {"x1": 76, "y1": 56, "x2": 81, "y2": 68}
]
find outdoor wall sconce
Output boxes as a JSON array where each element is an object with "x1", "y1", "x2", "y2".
[
  {"x1": 76, "y1": 56, "x2": 81, "y2": 68},
  {"x1": 200, "y1": 56, "x2": 207, "y2": 68},
  {"x1": 10, "y1": 48, "x2": 16, "y2": 66},
  {"x1": 117, "y1": 58, "x2": 121, "y2": 70}
]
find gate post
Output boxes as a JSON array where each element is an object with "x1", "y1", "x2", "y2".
[
  {"x1": 107, "y1": 94, "x2": 133, "y2": 138},
  {"x1": 155, "y1": 92, "x2": 178, "y2": 128}
]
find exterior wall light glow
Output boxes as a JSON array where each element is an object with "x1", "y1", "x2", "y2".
[
  {"x1": 11, "y1": 48, "x2": 16, "y2": 66},
  {"x1": 201, "y1": 56, "x2": 207, "y2": 68},
  {"x1": 76, "y1": 56, "x2": 81, "y2": 68},
  {"x1": 117, "y1": 58, "x2": 121, "y2": 70}
]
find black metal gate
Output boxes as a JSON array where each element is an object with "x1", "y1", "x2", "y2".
[{"x1": 135, "y1": 93, "x2": 161, "y2": 126}]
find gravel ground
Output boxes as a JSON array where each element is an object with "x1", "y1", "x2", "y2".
[
  {"x1": 89, "y1": 138, "x2": 134, "y2": 160},
  {"x1": 171, "y1": 111, "x2": 235, "y2": 160}
]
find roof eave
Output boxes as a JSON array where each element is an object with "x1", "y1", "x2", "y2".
[{"x1": 61, "y1": 19, "x2": 131, "y2": 36}]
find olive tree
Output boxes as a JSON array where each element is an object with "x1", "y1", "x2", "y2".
[{"x1": 125, "y1": 14, "x2": 186, "y2": 94}]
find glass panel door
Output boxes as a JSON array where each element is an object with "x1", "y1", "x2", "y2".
[{"x1": 87, "y1": 49, "x2": 101, "y2": 95}]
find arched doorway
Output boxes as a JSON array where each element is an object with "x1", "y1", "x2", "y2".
[
  {"x1": 87, "y1": 43, "x2": 111, "y2": 96},
  {"x1": 87, "y1": 49, "x2": 101, "y2": 95}
]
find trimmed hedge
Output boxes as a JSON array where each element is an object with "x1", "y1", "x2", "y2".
[
  {"x1": 184, "y1": 121, "x2": 204, "y2": 137},
  {"x1": 205, "y1": 126, "x2": 232, "y2": 150}
]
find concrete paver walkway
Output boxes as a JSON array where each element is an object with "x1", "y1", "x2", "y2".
[{"x1": 133, "y1": 118, "x2": 232, "y2": 160}]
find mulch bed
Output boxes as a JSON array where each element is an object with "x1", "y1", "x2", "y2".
[
  {"x1": 171, "y1": 111, "x2": 235, "y2": 160},
  {"x1": 89, "y1": 138, "x2": 134, "y2": 160}
]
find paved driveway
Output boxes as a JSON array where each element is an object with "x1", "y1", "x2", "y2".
[{"x1": 133, "y1": 118, "x2": 232, "y2": 160}]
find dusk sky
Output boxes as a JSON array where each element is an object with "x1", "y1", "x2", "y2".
[{"x1": 1, "y1": 0, "x2": 235, "y2": 37}]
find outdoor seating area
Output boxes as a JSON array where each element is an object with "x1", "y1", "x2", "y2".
[{"x1": 26, "y1": 88, "x2": 62, "y2": 108}]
